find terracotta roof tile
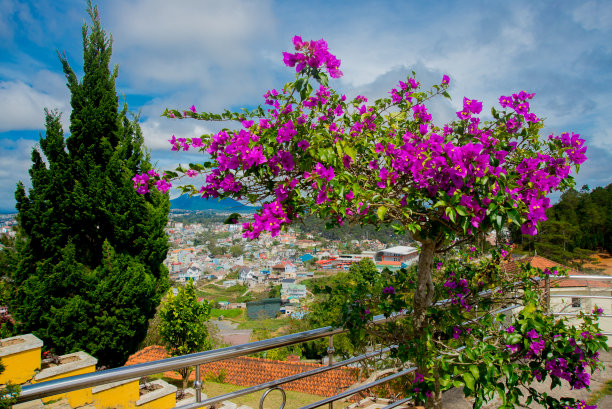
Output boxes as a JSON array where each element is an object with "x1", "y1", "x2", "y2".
[
  {"x1": 125, "y1": 345, "x2": 168, "y2": 366},
  {"x1": 502, "y1": 256, "x2": 612, "y2": 289},
  {"x1": 125, "y1": 346, "x2": 360, "y2": 397}
]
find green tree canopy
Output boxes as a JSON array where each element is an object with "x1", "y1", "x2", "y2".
[
  {"x1": 160, "y1": 283, "x2": 212, "y2": 390},
  {"x1": 512, "y1": 183, "x2": 612, "y2": 265},
  {"x1": 12, "y1": 2, "x2": 169, "y2": 367}
]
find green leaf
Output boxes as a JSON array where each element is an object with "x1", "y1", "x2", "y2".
[
  {"x1": 294, "y1": 77, "x2": 305, "y2": 92},
  {"x1": 448, "y1": 208, "x2": 457, "y2": 223},
  {"x1": 456, "y1": 205, "x2": 468, "y2": 216},
  {"x1": 224, "y1": 213, "x2": 241, "y2": 224},
  {"x1": 469, "y1": 365, "x2": 480, "y2": 380},
  {"x1": 507, "y1": 208, "x2": 521, "y2": 226},
  {"x1": 463, "y1": 373, "x2": 475, "y2": 391},
  {"x1": 377, "y1": 206, "x2": 388, "y2": 221}
]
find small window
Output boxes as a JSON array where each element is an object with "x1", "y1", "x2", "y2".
[{"x1": 571, "y1": 298, "x2": 581, "y2": 308}]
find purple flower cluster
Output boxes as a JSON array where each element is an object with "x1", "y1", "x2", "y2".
[
  {"x1": 134, "y1": 36, "x2": 586, "y2": 243},
  {"x1": 443, "y1": 272, "x2": 472, "y2": 311},
  {"x1": 564, "y1": 401, "x2": 597, "y2": 409},
  {"x1": 563, "y1": 400, "x2": 597, "y2": 409},
  {"x1": 526, "y1": 329, "x2": 545, "y2": 356},
  {"x1": 550, "y1": 132, "x2": 588, "y2": 165},
  {"x1": 543, "y1": 356, "x2": 591, "y2": 390},
  {"x1": 504, "y1": 326, "x2": 600, "y2": 391},
  {"x1": 383, "y1": 285, "x2": 395, "y2": 295},
  {"x1": 543, "y1": 268, "x2": 559, "y2": 276},
  {"x1": 132, "y1": 170, "x2": 173, "y2": 194},
  {"x1": 242, "y1": 199, "x2": 290, "y2": 239},
  {"x1": 283, "y1": 36, "x2": 343, "y2": 78}
]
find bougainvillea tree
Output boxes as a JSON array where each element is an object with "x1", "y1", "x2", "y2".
[{"x1": 135, "y1": 37, "x2": 604, "y2": 409}]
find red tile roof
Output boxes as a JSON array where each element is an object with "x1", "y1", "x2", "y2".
[
  {"x1": 125, "y1": 345, "x2": 360, "y2": 397},
  {"x1": 502, "y1": 255, "x2": 612, "y2": 289}
]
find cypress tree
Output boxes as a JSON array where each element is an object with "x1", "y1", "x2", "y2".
[{"x1": 13, "y1": 2, "x2": 169, "y2": 367}]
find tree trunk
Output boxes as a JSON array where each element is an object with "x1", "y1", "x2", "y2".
[
  {"x1": 180, "y1": 367, "x2": 190, "y2": 391},
  {"x1": 413, "y1": 239, "x2": 435, "y2": 333},
  {"x1": 412, "y1": 239, "x2": 442, "y2": 409}
]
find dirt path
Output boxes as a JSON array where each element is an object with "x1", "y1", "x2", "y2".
[{"x1": 582, "y1": 251, "x2": 612, "y2": 275}]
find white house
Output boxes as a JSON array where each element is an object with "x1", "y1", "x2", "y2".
[{"x1": 504, "y1": 255, "x2": 612, "y2": 346}]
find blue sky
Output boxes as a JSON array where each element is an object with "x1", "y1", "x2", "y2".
[{"x1": 1, "y1": 0, "x2": 612, "y2": 212}]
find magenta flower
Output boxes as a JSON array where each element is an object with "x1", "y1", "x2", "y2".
[
  {"x1": 293, "y1": 35, "x2": 305, "y2": 49},
  {"x1": 191, "y1": 137, "x2": 203, "y2": 148},
  {"x1": 499, "y1": 95, "x2": 514, "y2": 108},
  {"x1": 463, "y1": 97, "x2": 483, "y2": 115},
  {"x1": 452, "y1": 326, "x2": 462, "y2": 340},
  {"x1": 526, "y1": 329, "x2": 540, "y2": 339},
  {"x1": 190, "y1": 105, "x2": 197, "y2": 113},
  {"x1": 441, "y1": 75, "x2": 450, "y2": 85},
  {"x1": 283, "y1": 52, "x2": 298, "y2": 67},
  {"x1": 506, "y1": 344, "x2": 520, "y2": 353},
  {"x1": 155, "y1": 179, "x2": 172, "y2": 194},
  {"x1": 297, "y1": 139, "x2": 310, "y2": 151},
  {"x1": 342, "y1": 154, "x2": 353, "y2": 168},
  {"x1": 530, "y1": 339, "x2": 545, "y2": 355}
]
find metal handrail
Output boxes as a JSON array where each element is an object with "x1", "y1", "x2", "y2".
[
  {"x1": 299, "y1": 367, "x2": 418, "y2": 409},
  {"x1": 549, "y1": 295, "x2": 612, "y2": 299},
  {"x1": 17, "y1": 314, "x2": 392, "y2": 403},
  {"x1": 16, "y1": 273, "x2": 612, "y2": 406},
  {"x1": 16, "y1": 280, "x2": 516, "y2": 403},
  {"x1": 566, "y1": 275, "x2": 612, "y2": 280},
  {"x1": 177, "y1": 347, "x2": 393, "y2": 409}
]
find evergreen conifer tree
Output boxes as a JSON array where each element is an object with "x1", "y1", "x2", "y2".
[{"x1": 13, "y1": 2, "x2": 169, "y2": 367}]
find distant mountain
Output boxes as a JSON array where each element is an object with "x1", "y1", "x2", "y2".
[{"x1": 170, "y1": 195, "x2": 255, "y2": 213}]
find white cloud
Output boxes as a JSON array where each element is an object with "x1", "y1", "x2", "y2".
[
  {"x1": 105, "y1": 0, "x2": 276, "y2": 92},
  {"x1": 140, "y1": 116, "x2": 215, "y2": 151},
  {"x1": 0, "y1": 80, "x2": 68, "y2": 132},
  {"x1": 0, "y1": 137, "x2": 37, "y2": 211}
]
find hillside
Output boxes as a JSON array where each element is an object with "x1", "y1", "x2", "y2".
[{"x1": 170, "y1": 194, "x2": 255, "y2": 213}]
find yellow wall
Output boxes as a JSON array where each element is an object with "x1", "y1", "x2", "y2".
[
  {"x1": 137, "y1": 393, "x2": 176, "y2": 409},
  {"x1": 93, "y1": 379, "x2": 140, "y2": 409},
  {"x1": 35, "y1": 364, "x2": 96, "y2": 407},
  {"x1": 0, "y1": 346, "x2": 40, "y2": 384}
]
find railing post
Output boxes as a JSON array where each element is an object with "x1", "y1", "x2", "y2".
[
  {"x1": 327, "y1": 335, "x2": 335, "y2": 409},
  {"x1": 545, "y1": 275, "x2": 550, "y2": 312},
  {"x1": 195, "y1": 364, "x2": 202, "y2": 402}
]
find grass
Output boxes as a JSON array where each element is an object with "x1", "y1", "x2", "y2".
[
  {"x1": 588, "y1": 379, "x2": 612, "y2": 405},
  {"x1": 211, "y1": 308, "x2": 244, "y2": 319},
  {"x1": 196, "y1": 283, "x2": 249, "y2": 303},
  {"x1": 237, "y1": 317, "x2": 289, "y2": 332},
  {"x1": 148, "y1": 372, "x2": 332, "y2": 409},
  {"x1": 195, "y1": 380, "x2": 334, "y2": 409}
]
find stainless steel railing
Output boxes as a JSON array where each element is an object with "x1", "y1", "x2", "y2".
[
  {"x1": 15, "y1": 273, "x2": 612, "y2": 408},
  {"x1": 16, "y1": 314, "x2": 393, "y2": 405},
  {"x1": 545, "y1": 275, "x2": 612, "y2": 335}
]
